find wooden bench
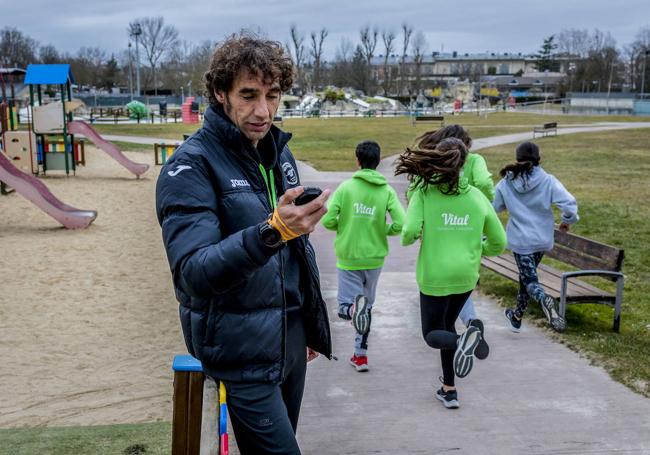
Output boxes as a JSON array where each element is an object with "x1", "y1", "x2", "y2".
[
  {"x1": 412, "y1": 115, "x2": 444, "y2": 127},
  {"x1": 481, "y1": 229, "x2": 625, "y2": 332},
  {"x1": 273, "y1": 115, "x2": 284, "y2": 127},
  {"x1": 533, "y1": 121, "x2": 558, "y2": 138},
  {"x1": 172, "y1": 355, "x2": 228, "y2": 455}
]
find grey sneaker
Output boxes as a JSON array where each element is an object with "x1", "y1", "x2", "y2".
[
  {"x1": 541, "y1": 295, "x2": 566, "y2": 332},
  {"x1": 504, "y1": 309, "x2": 522, "y2": 333},
  {"x1": 352, "y1": 294, "x2": 370, "y2": 335},
  {"x1": 467, "y1": 319, "x2": 489, "y2": 360},
  {"x1": 454, "y1": 326, "x2": 481, "y2": 378}
]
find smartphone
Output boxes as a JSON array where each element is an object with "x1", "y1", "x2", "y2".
[{"x1": 294, "y1": 187, "x2": 322, "y2": 206}]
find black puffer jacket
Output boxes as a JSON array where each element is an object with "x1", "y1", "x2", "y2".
[{"x1": 156, "y1": 105, "x2": 332, "y2": 383}]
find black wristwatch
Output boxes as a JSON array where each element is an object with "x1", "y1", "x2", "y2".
[{"x1": 259, "y1": 221, "x2": 285, "y2": 249}]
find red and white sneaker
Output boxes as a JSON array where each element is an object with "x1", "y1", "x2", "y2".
[{"x1": 349, "y1": 355, "x2": 369, "y2": 372}]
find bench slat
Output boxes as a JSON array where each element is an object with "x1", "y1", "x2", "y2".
[{"x1": 553, "y1": 230, "x2": 623, "y2": 270}]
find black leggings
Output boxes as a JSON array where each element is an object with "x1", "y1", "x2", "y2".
[{"x1": 420, "y1": 291, "x2": 472, "y2": 387}]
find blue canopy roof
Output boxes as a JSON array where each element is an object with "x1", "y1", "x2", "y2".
[{"x1": 24, "y1": 64, "x2": 74, "y2": 85}]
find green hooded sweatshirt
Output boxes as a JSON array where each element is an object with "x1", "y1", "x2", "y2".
[
  {"x1": 322, "y1": 169, "x2": 406, "y2": 270},
  {"x1": 401, "y1": 179, "x2": 506, "y2": 296},
  {"x1": 407, "y1": 153, "x2": 495, "y2": 201}
]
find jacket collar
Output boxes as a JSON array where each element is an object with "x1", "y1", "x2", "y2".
[{"x1": 203, "y1": 104, "x2": 292, "y2": 168}]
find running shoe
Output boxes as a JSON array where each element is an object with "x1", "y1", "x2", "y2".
[
  {"x1": 504, "y1": 308, "x2": 522, "y2": 333},
  {"x1": 467, "y1": 319, "x2": 489, "y2": 360},
  {"x1": 352, "y1": 294, "x2": 370, "y2": 335},
  {"x1": 541, "y1": 295, "x2": 566, "y2": 332},
  {"x1": 453, "y1": 326, "x2": 481, "y2": 378},
  {"x1": 349, "y1": 354, "x2": 369, "y2": 372},
  {"x1": 435, "y1": 387, "x2": 459, "y2": 409}
]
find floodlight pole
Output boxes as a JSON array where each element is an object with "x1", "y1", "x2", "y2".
[{"x1": 131, "y1": 23, "x2": 142, "y2": 98}]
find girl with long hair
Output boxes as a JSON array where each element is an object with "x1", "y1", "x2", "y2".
[{"x1": 397, "y1": 137, "x2": 506, "y2": 409}]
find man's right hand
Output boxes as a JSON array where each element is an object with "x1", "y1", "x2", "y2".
[{"x1": 276, "y1": 186, "x2": 331, "y2": 235}]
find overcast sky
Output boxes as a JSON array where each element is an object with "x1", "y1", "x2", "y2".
[{"x1": 5, "y1": 0, "x2": 650, "y2": 59}]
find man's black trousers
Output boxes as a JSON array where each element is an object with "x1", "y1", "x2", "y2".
[{"x1": 220, "y1": 309, "x2": 307, "y2": 454}]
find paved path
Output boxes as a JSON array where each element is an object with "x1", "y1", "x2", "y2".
[
  {"x1": 109, "y1": 122, "x2": 650, "y2": 453},
  {"x1": 291, "y1": 123, "x2": 650, "y2": 454}
]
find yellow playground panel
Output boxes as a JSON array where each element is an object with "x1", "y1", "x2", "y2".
[{"x1": 154, "y1": 142, "x2": 180, "y2": 165}]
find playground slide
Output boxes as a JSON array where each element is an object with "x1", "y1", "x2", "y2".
[
  {"x1": 0, "y1": 152, "x2": 97, "y2": 229},
  {"x1": 67, "y1": 120, "x2": 150, "y2": 178}
]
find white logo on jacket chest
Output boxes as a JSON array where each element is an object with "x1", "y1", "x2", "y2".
[
  {"x1": 230, "y1": 179, "x2": 251, "y2": 188},
  {"x1": 441, "y1": 213, "x2": 469, "y2": 225}
]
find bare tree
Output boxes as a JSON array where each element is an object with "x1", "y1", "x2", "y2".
[
  {"x1": 359, "y1": 26, "x2": 378, "y2": 94},
  {"x1": 331, "y1": 37, "x2": 354, "y2": 88},
  {"x1": 70, "y1": 47, "x2": 107, "y2": 88},
  {"x1": 309, "y1": 28, "x2": 328, "y2": 90},
  {"x1": 0, "y1": 27, "x2": 38, "y2": 68},
  {"x1": 39, "y1": 44, "x2": 61, "y2": 64},
  {"x1": 290, "y1": 24, "x2": 306, "y2": 94},
  {"x1": 129, "y1": 17, "x2": 179, "y2": 95},
  {"x1": 410, "y1": 31, "x2": 427, "y2": 95},
  {"x1": 381, "y1": 29, "x2": 396, "y2": 95},
  {"x1": 629, "y1": 26, "x2": 650, "y2": 92},
  {"x1": 398, "y1": 23, "x2": 413, "y2": 95}
]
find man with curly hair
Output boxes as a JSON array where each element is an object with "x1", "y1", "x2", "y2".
[{"x1": 156, "y1": 32, "x2": 332, "y2": 454}]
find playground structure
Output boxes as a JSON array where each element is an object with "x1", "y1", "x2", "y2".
[
  {"x1": 0, "y1": 66, "x2": 97, "y2": 229},
  {"x1": 23, "y1": 64, "x2": 149, "y2": 178},
  {"x1": 154, "y1": 142, "x2": 180, "y2": 165},
  {"x1": 0, "y1": 63, "x2": 150, "y2": 228},
  {"x1": 172, "y1": 355, "x2": 229, "y2": 455}
]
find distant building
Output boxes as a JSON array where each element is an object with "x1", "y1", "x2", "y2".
[{"x1": 371, "y1": 52, "x2": 571, "y2": 95}]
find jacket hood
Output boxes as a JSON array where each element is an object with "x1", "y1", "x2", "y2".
[
  {"x1": 507, "y1": 166, "x2": 548, "y2": 193},
  {"x1": 203, "y1": 104, "x2": 292, "y2": 168},
  {"x1": 353, "y1": 169, "x2": 388, "y2": 186}
]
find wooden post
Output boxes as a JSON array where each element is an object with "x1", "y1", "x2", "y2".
[{"x1": 172, "y1": 356, "x2": 205, "y2": 455}]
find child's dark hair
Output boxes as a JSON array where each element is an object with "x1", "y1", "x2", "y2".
[
  {"x1": 416, "y1": 124, "x2": 472, "y2": 150},
  {"x1": 394, "y1": 137, "x2": 468, "y2": 195},
  {"x1": 500, "y1": 141, "x2": 540, "y2": 179},
  {"x1": 356, "y1": 140, "x2": 381, "y2": 169}
]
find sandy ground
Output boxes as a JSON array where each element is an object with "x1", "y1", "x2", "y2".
[{"x1": 0, "y1": 146, "x2": 184, "y2": 427}]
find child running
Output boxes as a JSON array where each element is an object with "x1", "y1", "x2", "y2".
[
  {"x1": 322, "y1": 140, "x2": 405, "y2": 372},
  {"x1": 397, "y1": 137, "x2": 506, "y2": 409},
  {"x1": 493, "y1": 141, "x2": 579, "y2": 333},
  {"x1": 407, "y1": 125, "x2": 494, "y2": 358}
]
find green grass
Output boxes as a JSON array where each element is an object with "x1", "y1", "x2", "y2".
[
  {"x1": 111, "y1": 141, "x2": 154, "y2": 152},
  {"x1": 0, "y1": 422, "x2": 170, "y2": 455},
  {"x1": 93, "y1": 112, "x2": 649, "y2": 171},
  {"x1": 478, "y1": 128, "x2": 650, "y2": 396}
]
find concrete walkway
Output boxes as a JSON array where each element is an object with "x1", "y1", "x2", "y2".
[
  {"x1": 292, "y1": 137, "x2": 650, "y2": 453},
  {"x1": 108, "y1": 122, "x2": 650, "y2": 453}
]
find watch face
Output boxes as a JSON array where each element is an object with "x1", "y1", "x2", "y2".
[{"x1": 261, "y1": 223, "x2": 282, "y2": 246}]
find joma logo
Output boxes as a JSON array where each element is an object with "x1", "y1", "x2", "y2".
[{"x1": 230, "y1": 179, "x2": 250, "y2": 188}]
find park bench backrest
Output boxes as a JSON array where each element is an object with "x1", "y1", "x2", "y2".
[
  {"x1": 416, "y1": 115, "x2": 443, "y2": 121},
  {"x1": 543, "y1": 122, "x2": 557, "y2": 128},
  {"x1": 548, "y1": 229, "x2": 624, "y2": 278}
]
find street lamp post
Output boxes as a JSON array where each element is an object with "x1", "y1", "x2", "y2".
[
  {"x1": 180, "y1": 86, "x2": 184, "y2": 103},
  {"x1": 130, "y1": 23, "x2": 142, "y2": 98},
  {"x1": 127, "y1": 42, "x2": 134, "y2": 101}
]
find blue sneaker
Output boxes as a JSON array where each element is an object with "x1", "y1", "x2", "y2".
[{"x1": 504, "y1": 308, "x2": 522, "y2": 333}]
